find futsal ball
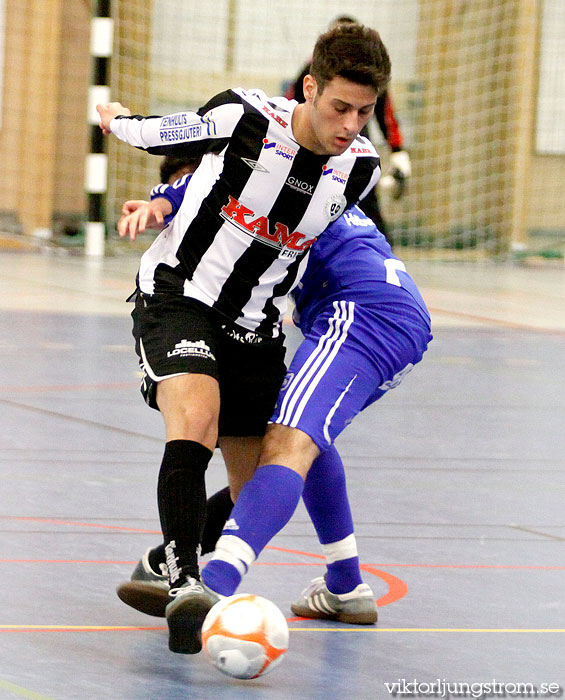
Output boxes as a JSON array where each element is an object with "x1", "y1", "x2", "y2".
[{"x1": 202, "y1": 594, "x2": 289, "y2": 680}]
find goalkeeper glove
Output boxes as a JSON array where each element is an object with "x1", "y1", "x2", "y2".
[{"x1": 379, "y1": 150, "x2": 412, "y2": 199}]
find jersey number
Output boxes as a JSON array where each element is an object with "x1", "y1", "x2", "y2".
[{"x1": 384, "y1": 258, "x2": 406, "y2": 287}]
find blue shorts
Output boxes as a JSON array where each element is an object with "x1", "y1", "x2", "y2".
[{"x1": 270, "y1": 299, "x2": 432, "y2": 450}]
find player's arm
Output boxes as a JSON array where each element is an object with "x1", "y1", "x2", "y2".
[
  {"x1": 118, "y1": 198, "x2": 171, "y2": 240},
  {"x1": 96, "y1": 89, "x2": 245, "y2": 156},
  {"x1": 118, "y1": 176, "x2": 190, "y2": 240},
  {"x1": 374, "y1": 91, "x2": 412, "y2": 197}
]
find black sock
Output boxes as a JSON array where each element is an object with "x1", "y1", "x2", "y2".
[
  {"x1": 147, "y1": 485, "x2": 233, "y2": 570},
  {"x1": 157, "y1": 439, "x2": 213, "y2": 586},
  {"x1": 201, "y1": 486, "x2": 234, "y2": 555}
]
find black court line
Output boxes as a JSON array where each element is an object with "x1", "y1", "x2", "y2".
[
  {"x1": 509, "y1": 525, "x2": 565, "y2": 542},
  {"x1": 0, "y1": 398, "x2": 161, "y2": 443}
]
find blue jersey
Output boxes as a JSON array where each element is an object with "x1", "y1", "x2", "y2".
[
  {"x1": 151, "y1": 184, "x2": 429, "y2": 334},
  {"x1": 292, "y1": 205, "x2": 429, "y2": 334},
  {"x1": 152, "y1": 180, "x2": 431, "y2": 449}
]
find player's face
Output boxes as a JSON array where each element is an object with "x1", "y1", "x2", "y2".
[{"x1": 304, "y1": 76, "x2": 377, "y2": 156}]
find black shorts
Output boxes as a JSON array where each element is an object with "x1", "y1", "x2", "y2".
[{"x1": 131, "y1": 293, "x2": 287, "y2": 437}]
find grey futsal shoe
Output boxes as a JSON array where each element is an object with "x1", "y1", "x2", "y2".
[
  {"x1": 116, "y1": 548, "x2": 170, "y2": 617},
  {"x1": 291, "y1": 576, "x2": 378, "y2": 624},
  {"x1": 166, "y1": 578, "x2": 220, "y2": 654}
]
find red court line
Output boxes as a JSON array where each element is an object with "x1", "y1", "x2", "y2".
[
  {"x1": 4, "y1": 517, "x2": 160, "y2": 534},
  {"x1": 361, "y1": 565, "x2": 408, "y2": 606},
  {"x1": 5, "y1": 521, "x2": 561, "y2": 610},
  {"x1": 241, "y1": 544, "x2": 408, "y2": 606},
  {"x1": 267, "y1": 544, "x2": 324, "y2": 559},
  {"x1": 0, "y1": 559, "x2": 562, "y2": 571},
  {"x1": 364, "y1": 563, "x2": 565, "y2": 570},
  {"x1": 0, "y1": 560, "x2": 142, "y2": 564}
]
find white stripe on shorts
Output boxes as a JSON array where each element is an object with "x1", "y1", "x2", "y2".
[
  {"x1": 139, "y1": 338, "x2": 186, "y2": 382},
  {"x1": 275, "y1": 300, "x2": 355, "y2": 431},
  {"x1": 323, "y1": 373, "x2": 357, "y2": 444}
]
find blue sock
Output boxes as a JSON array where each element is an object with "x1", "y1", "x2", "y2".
[
  {"x1": 202, "y1": 464, "x2": 304, "y2": 596},
  {"x1": 303, "y1": 446, "x2": 363, "y2": 594}
]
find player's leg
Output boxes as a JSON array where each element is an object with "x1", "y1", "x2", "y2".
[
  {"x1": 218, "y1": 435, "x2": 263, "y2": 500},
  {"x1": 201, "y1": 301, "x2": 369, "y2": 597},
  {"x1": 129, "y1": 294, "x2": 224, "y2": 653},
  {"x1": 155, "y1": 372, "x2": 218, "y2": 581},
  {"x1": 199, "y1": 328, "x2": 292, "y2": 594},
  {"x1": 165, "y1": 323, "x2": 286, "y2": 651},
  {"x1": 115, "y1": 322, "x2": 280, "y2": 621},
  {"x1": 202, "y1": 423, "x2": 317, "y2": 597},
  {"x1": 116, "y1": 485, "x2": 234, "y2": 619},
  {"x1": 202, "y1": 299, "x2": 428, "y2": 606},
  {"x1": 289, "y1": 300, "x2": 431, "y2": 620},
  {"x1": 302, "y1": 445, "x2": 361, "y2": 594},
  {"x1": 291, "y1": 444, "x2": 377, "y2": 623}
]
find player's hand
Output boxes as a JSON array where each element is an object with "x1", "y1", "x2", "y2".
[
  {"x1": 390, "y1": 150, "x2": 411, "y2": 180},
  {"x1": 118, "y1": 200, "x2": 166, "y2": 240},
  {"x1": 96, "y1": 102, "x2": 132, "y2": 134},
  {"x1": 380, "y1": 150, "x2": 412, "y2": 200},
  {"x1": 121, "y1": 200, "x2": 149, "y2": 217}
]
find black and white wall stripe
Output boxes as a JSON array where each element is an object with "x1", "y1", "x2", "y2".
[{"x1": 85, "y1": 0, "x2": 112, "y2": 256}]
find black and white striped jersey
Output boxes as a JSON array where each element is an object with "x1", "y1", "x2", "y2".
[{"x1": 112, "y1": 88, "x2": 381, "y2": 338}]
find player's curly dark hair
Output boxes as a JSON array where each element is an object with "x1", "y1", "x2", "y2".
[
  {"x1": 310, "y1": 23, "x2": 391, "y2": 97},
  {"x1": 159, "y1": 155, "x2": 202, "y2": 184}
]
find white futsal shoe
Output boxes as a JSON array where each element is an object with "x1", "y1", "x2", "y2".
[{"x1": 291, "y1": 576, "x2": 378, "y2": 624}]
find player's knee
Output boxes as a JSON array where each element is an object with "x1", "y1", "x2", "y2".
[
  {"x1": 175, "y1": 400, "x2": 218, "y2": 435},
  {"x1": 159, "y1": 392, "x2": 219, "y2": 446},
  {"x1": 259, "y1": 424, "x2": 319, "y2": 476},
  {"x1": 157, "y1": 374, "x2": 219, "y2": 442}
]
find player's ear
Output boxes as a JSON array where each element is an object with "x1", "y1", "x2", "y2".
[{"x1": 303, "y1": 75, "x2": 317, "y2": 104}]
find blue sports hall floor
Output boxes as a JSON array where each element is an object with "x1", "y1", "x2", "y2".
[{"x1": 0, "y1": 250, "x2": 563, "y2": 700}]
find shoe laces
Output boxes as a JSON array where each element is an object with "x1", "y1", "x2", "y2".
[
  {"x1": 169, "y1": 577, "x2": 203, "y2": 598},
  {"x1": 301, "y1": 576, "x2": 327, "y2": 598}
]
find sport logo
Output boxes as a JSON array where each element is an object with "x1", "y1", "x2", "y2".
[
  {"x1": 221, "y1": 194, "x2": 316, "y2": 254},
  {"x1": 280, "y1": 372, "x2": 294, "y2": 392},
  {"x1": 286, "y1": 176, "x2": 314, "y2": 195},
  {"x1": 165, "y1": 541, "x2": 180, "y2": 584},
  {"x1": 325, "y1": 193, "x2": 347, "y2": 222},
  {"x1": 344, "y1": 211, "x2": 373, "y2": 227},
  {"x1": 263, "y1": 139, "x2": 296, "y2": 161},
  {"x1": 241, "y1": 157, "x2": 270, "y2": 173},
  {"x1": 379, "y1": 363, "x2": 414, "y2": 391},
  {"x1": 322, "y1": 165, "x2": 349, "y2": 185},
  {"x1": 159, "y1": 120, "x2": 202, "y2": 142},
  {"x1": 167, "y1": 339, "x2": 215, "y2": 360},
  {"x1": 223, "y1": 518, "x2": 240, "y2": 531},
  {"x1": 262, "y1": 105, "x2": 288, "y2": 128},
  {"x1": 221, "y1": 325, "x2": 264, "y2": 345},
  {"x1": 200, "y1": 114, "x2": 217, "y2": 136}
]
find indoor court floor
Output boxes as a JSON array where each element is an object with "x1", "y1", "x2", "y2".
[{"x1": 0, "y1": 249, "x2": 563, "y2": 700}]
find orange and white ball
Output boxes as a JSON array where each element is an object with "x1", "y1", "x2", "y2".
[{"x1": 202, "y1": 594, "x2": 289, "y2": 679}]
